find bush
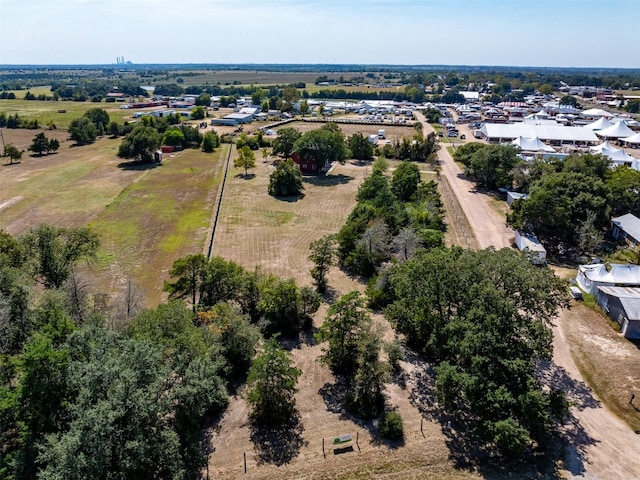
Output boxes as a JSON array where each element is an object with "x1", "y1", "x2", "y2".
[{"x1": 378, "y1": 411, "x2": 404, "y2": 440}]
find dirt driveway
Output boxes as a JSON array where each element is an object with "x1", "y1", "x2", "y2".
[{"x1": 415, "y1": 112, "x2": 640, "y2": 479}]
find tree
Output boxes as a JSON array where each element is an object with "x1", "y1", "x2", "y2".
[
  {"x1": 163, "y1": 127, "x2": 185, "y2": 147},
  {"x1": 83, "y1": 107, "x2": 110, "y2": 134},
  {"x1": 465, "y1": 144, "x2": 520, "y2": 190},
  {"x1": 268, "y1": 158, "x2": 304, "y2": 197},
  {"x1": 20, "y1": 224, "x2": 99, "y2": 289},
  {"x1": 29, "y1": 132, "x2": 51, "y2": 156},
  {"x1": 163, "y1": 253, "x2": 208, "y2": 312},
  {"x1": 3, "y1": 144, "x2": 22, "y2": 164},
  {"x1": 68, "y1": 117, "x2": 98, "y2": 145},
  {"x1": 387, "y1": 247, "x2": 568, "y2": 455},
  {"x1": 234, "y1": 145, "x2": 256, "y2": 177},
  {"x1": 308, "y1": 235, "x2": 336, "y2": 293},
  {"x1": 348, "y1": 326, "x2": 388, "y2": 418},
  {"x1": 607, "y1": 165, "x2": 640, "y2": 217},
  {"x1": 257, "y1": 276, "x2": 301, "y2": 336},
  {"x1": 508, "y1": 172, "x2": 611, "y2": 245},
  {"x1": 246, "y1": 337, "x2": 301, "y2": 426},
  {"x1": 204, "y1": 302, "x2": 260, "y2": 379},
  {"x1": 293, "y1": 123, "x2": 350, "y2": 170},
  {"x1": 348, "y1": 132, "x2": 374, "y2": 160},
  {"x1": 391, "y1": 161, "x2": 421, "y2": 201},
  {"x1": 202, "y1": 131, "x2": 219, "y2": 152},
  {"x1": 576, "y1": 210, "x2": 604, "y2": 255},
  {"x1": 190, "y1": 105, "x2": 206, "y2": 120},
  {"x1": 117, "y1": 125, "x2": 162, "y2": 163},
  {"x1": 299, "y1": 99, "x2": 310, "y2": 116},
  {"x1": 195, "y1": 93, "x2": 211, "y2": 106},
  {"x1": 271, "y1": 127, "x2": 301, "y2": 158},
  {"x1": 559, "y1": 95, "x2": 579, "y2": 108},
  {"x1": 316, "y1": 291, "x2": 372, "y2": 375}
]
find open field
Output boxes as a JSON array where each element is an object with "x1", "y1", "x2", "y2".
[
  {"x1": 163, "y1": 70, "x2": 385, "y2": 87},
  {"x1": 0, "y1": 128, "x2": 227, "y2": 305},
  {"x1": 0, "y1": 98, "x2": 140, "y2": 129}
]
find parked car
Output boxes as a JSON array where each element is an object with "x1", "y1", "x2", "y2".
[
  {"x1": 447, "y1": 131, "x2": 457, "y2": 137},
  {"x1": 569, "y1": 287, "x2": 583, "y2": 300},
  {"x1": 460, "y1": 134, "x2": 466, "y2": 140}
]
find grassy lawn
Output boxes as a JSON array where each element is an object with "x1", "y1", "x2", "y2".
[{"x1": 88, "y1": 146, "x2": 227, "y2": 305}]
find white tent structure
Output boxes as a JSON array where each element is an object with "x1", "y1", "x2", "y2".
[
  {"x1": 585, "y1": 117, "x2": 613, "y2": 131},
  {"x1": 596, "y1": 121, "x2": 635, "y2": 139},
  {"x1": 511, "y1": 136, "x2": 556, "y2": 152},
  {"x1": 590, "y1": 142, "x2": 638, "y2": 164},
  {"x1": 581, "y1": 108, "x2": 612, "y2": 118},
  {"x1": 622, "y1": 132, "x2": 640, "y2": 146}
]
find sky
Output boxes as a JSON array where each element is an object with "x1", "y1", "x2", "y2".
[{"x1": 0, "y1": 0, "x2": 638, "y2": 68}]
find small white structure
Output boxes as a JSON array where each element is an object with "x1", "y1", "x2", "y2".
[
  {"x1": 514, "y1": 231, "x2": 546, "y2": 264},
  {"x1": 577, "y1": 263, "x2": 640, "y2": 296},
  {"x1": 506, "y1": 192, "x2": 529, "y2": 207},
  {"x1": 368, "y1": 134, "x2": 379, "y2": 145},
  {"x1": 510, "y1": 136, "x2": 556, "y2": 153},
  {"x1": 596, "y1": 122, "x2": 635, "y2": 139},
  {"x1": 378, "y1": 129, "x2": 386, "y2": 139}
]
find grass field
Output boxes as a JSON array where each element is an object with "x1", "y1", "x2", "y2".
[
  {"x1": 0, "y1": 128, "x2": 227, "y2": 305},
  {"x1": 88, "y1": 146, "x2": 226, "y2": 305},
  {"x1": 0, "y1": 98, "x2": 137, "y2": 129}
]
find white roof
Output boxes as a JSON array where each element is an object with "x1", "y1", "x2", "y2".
[
  {"x1": 612, "y1": 213, "x2": 640, "y2": 242},
  {"x1": 585, "y1": 117, "x2": 613, "y2": 131},
  {"x1": 479, "y1": 123, "x2": 598, "y2": 143},
  {"x1": 581, "y1": 108, "x2": 612, "y2": 118},
  {"x1": 622, "y1": 132, "x2": 640, "y2": 145},
  {"x1": 579, "y1": 263, "x2": 640, "y2": 285},
  {"x1": 596, "y1": 122, "x2": 635, "y2": 138},
  {"x1": 511, "y1": 136, "x2": 556, "y2": 152}
]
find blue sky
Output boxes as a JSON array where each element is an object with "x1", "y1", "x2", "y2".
[{"x1": 0, "y1": 0, "x2": 638, "y2": 67}]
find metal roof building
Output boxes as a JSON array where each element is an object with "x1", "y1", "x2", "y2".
[{"x1": 596, "y1": 286, "x2": 640, "y2": 339}]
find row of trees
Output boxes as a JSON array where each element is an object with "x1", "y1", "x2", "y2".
[{"x1": 336, "y1": 161, "x2": 445, "y2": 278}]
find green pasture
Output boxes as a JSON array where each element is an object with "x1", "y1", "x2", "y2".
[{"x1": 88, "y1": 146, "x2": 226, "y2": 304}]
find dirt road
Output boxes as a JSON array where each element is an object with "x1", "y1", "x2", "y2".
[
  {"x1": 415, "y1": 111, "x2": 513, "y2": 250},
  {"x1": 415, "y1": 112, "x2": 640, "y2": 479}
]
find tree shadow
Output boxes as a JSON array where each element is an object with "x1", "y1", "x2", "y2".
[
  {"x1": 318, "y1": 377, "x2": 404, "y2": 450},
  {"x1": 272, "y1": 193, "x2": 304, "y2": 202},
  {"x1": 235, "y1": 173, "x2": 256, "y2": 179},
  {"x1": 321, "y1": 285, "x2": 342, "y2": 304},
  {"x1": 249, "y1": 413, "x2": 307, "y2": 466},
  {"x1": 2, "y1": 161, "x2": 21, "y2": 166},
  {"x1": 117, "y1": 160, "x2": 161, "y2": 170},
  {"x1": 537, "y1": 359, "x2": 601, "y2": 411},
  {"x1": 303, "y1": 174, "x2": 354, "y2": 187}
]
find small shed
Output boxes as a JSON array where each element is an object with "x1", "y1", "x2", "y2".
[
  {"x1": 514, "y1": 231, "x2": 546, "y2": 264},
  {"x1": 611, "y1": 213, "x2": 640, "y2": 247},
  {"x1": 596, "y1": 286, "x2": 640, "y2": 339}
]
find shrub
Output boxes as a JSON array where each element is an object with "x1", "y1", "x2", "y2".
[{"x1": 379, "y1": 411, "x2": 404, "y2": 440}]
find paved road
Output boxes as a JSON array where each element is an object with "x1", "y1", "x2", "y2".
[
  {"x1": 415, "y1": 110, "x2": 640, "y2": 479},
  {"x1": 415, "y1": 111, "x2": 513, "y2": 250}
]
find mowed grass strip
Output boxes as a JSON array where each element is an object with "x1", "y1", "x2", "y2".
[{"x1": 88, "y1": 146, "x2": 226, "y2": 305}]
